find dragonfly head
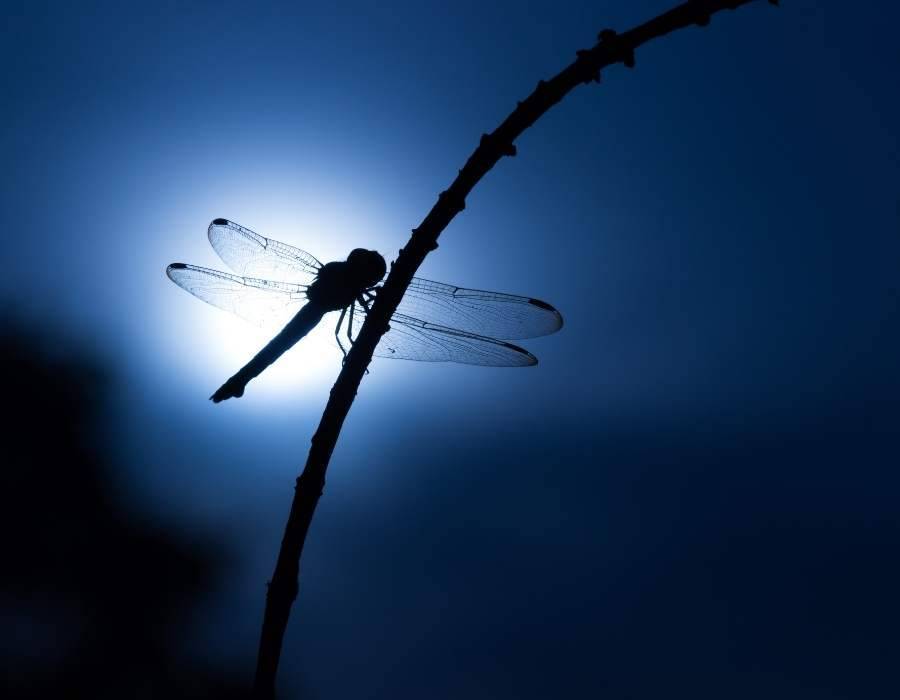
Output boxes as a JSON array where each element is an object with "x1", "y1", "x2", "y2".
[{"x1": 346, "y1": 249, "x2": 387, "y2": 288}]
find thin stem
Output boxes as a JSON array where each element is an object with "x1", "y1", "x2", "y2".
[{"x1": 252, "y1": 1, "x2": 779, "y2": 696}]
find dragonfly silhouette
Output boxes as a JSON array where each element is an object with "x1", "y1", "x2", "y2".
[{"x1": 167, "y1": 219, "x2": 563, "y2": 402}]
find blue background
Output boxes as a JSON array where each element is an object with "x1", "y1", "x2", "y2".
[{"x1": 3, "y1": 1, "x2": 899, "y2": 697}]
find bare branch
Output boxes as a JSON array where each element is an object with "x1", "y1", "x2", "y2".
[{"x1": 253, "y1": 1, "x2": 780, "y2": 696}]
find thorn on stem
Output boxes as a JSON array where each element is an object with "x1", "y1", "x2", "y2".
[
  {"x1": 575, "y1": 49, "x2": 601, "y2": 84},
  {"x1": 438, "y1": 189, "x2": 466, "y2": 213},
  {"x1": 598, "y1": 28, "x2": 635, "y2": 68}
]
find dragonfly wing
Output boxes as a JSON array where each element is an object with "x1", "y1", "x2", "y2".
[
  {"x1": 167, "y1": 263, "x2": 306, "y2": 328},
  {"x1": 374, "y1": 312, "x2": 537, "y2": 367},
  {"x1": 394, "y1": 277, "x2": 563, "y2": 340},
  {"x1": 207, "y1": 218, "x2": 322, "y2": 285}
]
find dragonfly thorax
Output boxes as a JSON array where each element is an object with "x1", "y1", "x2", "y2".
[{"x1": 306, "y1": 249, "x2": 386, "y2": 311}]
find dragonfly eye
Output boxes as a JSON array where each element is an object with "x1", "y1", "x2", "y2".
[{"x1": 347, "y1": 249, "x2": 387, "y2": 287}]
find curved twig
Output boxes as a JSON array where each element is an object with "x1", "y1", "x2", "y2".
[{"x1": 253, "y1": 1, "x2": 780, "y2": 695}]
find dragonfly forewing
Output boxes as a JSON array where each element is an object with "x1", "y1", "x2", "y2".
[{"x1": 208, "y1": 218, "x2": 322, "y2": 285}]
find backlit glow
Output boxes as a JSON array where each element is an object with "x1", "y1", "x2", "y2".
[{"x1": 155, "y1": 184, "x2": 397, "y2": 407}]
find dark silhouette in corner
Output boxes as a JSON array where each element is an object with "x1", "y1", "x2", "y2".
[{"x1": 1, "y1": 318, "x2": 247, "y2": 699}]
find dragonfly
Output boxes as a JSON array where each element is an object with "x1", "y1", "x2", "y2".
[{"x1": 167, "y1": 218, "x2": 563, "y2": 402}]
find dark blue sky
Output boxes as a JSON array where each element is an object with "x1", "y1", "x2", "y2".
[{"x1": 4, "y1": 1, "x2": 900, "y2": 697}]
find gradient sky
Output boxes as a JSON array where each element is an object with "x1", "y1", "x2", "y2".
[{"x1": 4, "y1": 1, "x2": 900, "y2": 697}]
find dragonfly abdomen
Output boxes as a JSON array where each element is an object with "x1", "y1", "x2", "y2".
[{"x1": 210, "y1": 302, "x2": 328, "y2": 402}]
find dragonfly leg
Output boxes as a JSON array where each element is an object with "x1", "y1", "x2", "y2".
[
  {"x1": 346, "y1": 296, "x2": 376, "y2": 375},
  {"x1": 334, "y1": 305, "x2": 348, "y2": 360},
  {"x1": 346, "y1": 302, "x2": 355, "y2": 345}
]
